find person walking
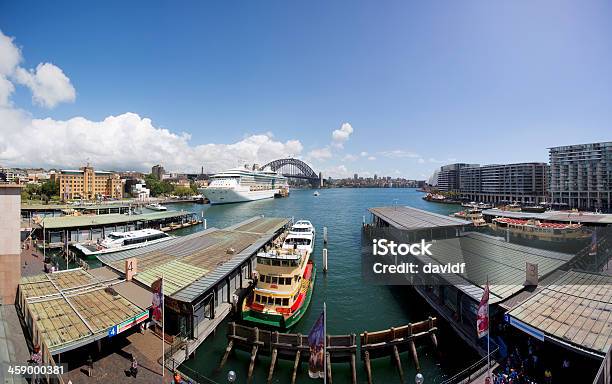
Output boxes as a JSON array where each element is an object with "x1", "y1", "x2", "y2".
[
  {"x1": 130, "y1": 356, "x2": 138, "y2": 378},
  {"x1": 86, "y1": 355, "x2": 93, "y2": 377}
]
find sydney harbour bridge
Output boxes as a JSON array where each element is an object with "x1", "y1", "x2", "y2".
[{"x1": 262, "y1": 158, "x2": 322, "y2": 187}]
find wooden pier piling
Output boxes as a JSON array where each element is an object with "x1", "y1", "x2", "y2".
[
  {"x1": 291, "y1": 350, "x2": 301, "y2": 384},
  {"x1": 360, "y1": 317, "x2": 438, "y2": 383}
]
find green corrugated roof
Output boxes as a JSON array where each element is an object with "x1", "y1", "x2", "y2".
[
  {"x1": 134, "y1": 260, "x2": 209, "y2": 295},
  {"x1": 40, "y1": 211, "x2": 190, "y2": 229}
]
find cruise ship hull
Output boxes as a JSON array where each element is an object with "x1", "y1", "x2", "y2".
[{"x1": 202, "y1": 187, "x2": 281, "y2": 205}]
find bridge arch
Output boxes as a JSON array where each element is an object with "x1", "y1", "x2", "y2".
[{"x1": 262, "y1": 158, "x2": 320, "y2": 186}]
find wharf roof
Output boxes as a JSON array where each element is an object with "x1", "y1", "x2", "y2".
[
  {"x1": 18, "y1": 268, "x2": 149, "y2": 354},
  {"x1": 98, "y1": 216, "x2": 289, "y2": 303},
  {"x1": 482, "y1": 209, "x2": 612, "y2": 225},
  {"x1": 411, "y1": 232, "x2": 574, "y2": 304},
  {"x1": 39, "y1": 211, "x2": 190, "y2": 229},
  {"x1": 507, "y1": 270, "x2": 612, "y2": 357},
  {"x1": 22, "y1": 202, "x2": 132, "y2": 211},
  {"x1": 369, "y1": 206, "x2": 471, "y2": 230}
]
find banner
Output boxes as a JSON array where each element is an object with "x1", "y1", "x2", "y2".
[
  {"x1": 151, "y1": 277, "x2": 163, "y2": 326},
  {"x1": 477, "y1": 283, "x2": 489, "y2": 338},
  {"x1": 589, "y1": 229, "x2": 598, "y2": 256},
  {"x1": 308, "y1": 311, "x2": 325, "y2": 379}
]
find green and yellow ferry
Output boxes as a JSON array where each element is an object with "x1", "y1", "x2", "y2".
[{"x1": 242, "y1": 220, "x2": 316, "y2": 329}]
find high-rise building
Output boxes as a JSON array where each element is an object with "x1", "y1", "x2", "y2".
[
  {"x1": 0, "y1": 184, "x2": 22, "y2": 304},
  {"x1": 459, "y1": 163, "x2": 548, "y2": 204},
  {"x1": 152, "y1": 164, "x2": 166, "y2": 180},
  {"x1": 354, "y1": 173, "x2": 358, "y2": 180},
  {"x1": 549, "y1": 142, "x2": 612, "y2": 211},
  {"x1": 58, "y1": 165, "x2": 122, "y2": 200},
  {"x1": 437, "y1": 163, "x2": 478, "y2": 192}
]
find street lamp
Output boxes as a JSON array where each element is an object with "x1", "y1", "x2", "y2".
[
  {"x1": 227, "y1": 370, "x2": 236, "y2": 383},
  {"x1": 415, "y1": 372, "x2": 424, "y2": 384}
]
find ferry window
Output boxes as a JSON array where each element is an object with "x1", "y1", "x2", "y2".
[
  {"x1": 268, "y1": 297, "x2": 274, "y2": 305},
  {"x1": 275, "y1": 298, "x2": 282, "y2": 305},
  {"x1": 255, "y1": 294, "x2": 261, "y2": 303},
  {"x1": 272, "y1": 259, "x2": 281, "y2": 266},
  {"x1": 282, "y1": 298, "x2": 289, "y2": 306},
  {"x1": 272, "y1": 276, "x2": 278, "y2": 284}
]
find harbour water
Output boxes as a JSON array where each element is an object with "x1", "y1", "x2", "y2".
[{"x1": 169, "y1": 188, "x2": 479, "y2": 383}]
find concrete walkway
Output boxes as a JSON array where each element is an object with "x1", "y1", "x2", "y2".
[
  {"x1": 61, "y1": 328, "x2": 173, "y2": 384},
  {"x1": 0, "y1": 305, "x2": 29, "y2": 384}
]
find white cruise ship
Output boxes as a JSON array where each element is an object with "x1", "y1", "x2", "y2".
[{"x1": 200, "y1": 166, "x2": 289, "y2": 205}]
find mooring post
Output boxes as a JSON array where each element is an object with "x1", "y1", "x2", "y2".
[
  {"x1": 291, "y1": 350, "x2": 301, "y2": 384},
  {"x1": 323, "y1": 226, "x2": 328, "y2": 243},
  {"x1": 323, "y1": 248, "x2": 328, "y2": 273},
  {"x1": 364, "y1": 350, "x2": 373, "y2": 384},
  {"x1": 218, "y1": 339, "x2": 233, "y2": 370},
  {"x1": 326, "y1": 351, "x2": 332, "y2": 384},
  {"x1": 247, "y1": 344, "x2": 258, "y2": 383},
  {"x1": 429, "y1": 316, "x2": 438, "y2": 348},
  {"x1": 350, "y1": 351, "x2": 357, "y2": 384},
  {"x1": 393, "y1": 345, "x2": 404, "y2": 384},
  {"x1": 267, "y1": 348, "x2": 278, "y2": 384},
  {"x1": 409, "y1": 323, "x2": 420, "y2": 371}
]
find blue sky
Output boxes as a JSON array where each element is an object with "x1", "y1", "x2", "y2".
[{"x1": 0, "y1": 0, "x2": 610, "y2": 178}]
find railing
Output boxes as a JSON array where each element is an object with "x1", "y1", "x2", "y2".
[
  {"x1": 174, "y1": 363, "x2": 220, "y2": 384},
  {"x1": 593, "y1": 345, "x2": 612, "y2": 384},
  {"x1": 158, "y1": 330, "x2": 188, "y2": 372},
  {"x1": 439, "y1": 347, "x2": 499, "y2": 384}
]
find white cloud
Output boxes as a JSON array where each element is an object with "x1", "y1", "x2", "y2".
[
  {"x1": 367, "y1": 156, "x2": 376, "y2": 161},
  {"x1": 15, "y1": 63, "x2": 76, "y2": 108},
  {"x1": 380, "y1": 149, "x2": 420, "y2": 159},
  {"x1": 307, "y1": 147, "x2": 332, "y2": 161},
  {"x1": 331, "y1": 122, "x2": 353, "y2": 148},
  {"x1": 360, "y1": 151, "x2": 368, "y2": 157},
  {"x1": 417, "y1": 158, "x2": 425, "y2": 164},
  {"x1": 0, "y1": 31, "x2": 22, "y2": 107},
  {"x1": 320, "y1": 164, "x2": 351, "y2": 178},
  {"x1": 0, "y1": 110, "x2": 303, "y2": 172},
  {"x1": 0, "y1": 30, "x2": 76, "y2": 109},
  {"x1": 0, "y1": 76, "x2": 15, "y2": 107},
  {"x1": 0, "y1": 31, "x2": 21, "y2": 76},
  {"x1": 342, "y1": 154, "x2": 358, "y2": 161}
]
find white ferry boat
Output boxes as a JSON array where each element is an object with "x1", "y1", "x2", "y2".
[
  {"x1": 199, "y1": 166, "x2": 289, "y2": 205},
  {"x1": 145, "y1": 203, "x2": 167, "y2": 211},
  {"x1": 74, "y1": 229, "x2": 174, "y2": 257},
  {"x1": 242, "y1": 219, "x2": 316, "y2": 329}
]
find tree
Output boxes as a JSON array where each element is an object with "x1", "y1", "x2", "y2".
[
  {"x1": 145, "y1": 174, "x2": 174, "y2": 197},
  {"x1": 40, "y1": 180, "x2": 59, "y2": 198},
  {"x1": 173, "y1": 186, "x2": 194, "y2": 197}
]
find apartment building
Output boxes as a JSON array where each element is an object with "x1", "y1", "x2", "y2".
[
  {"x1": 437, "y1": 163, "x2": 478, "y2": 192},
  {"x1": 549, "y1": 142, "x2": 611, "y2": 212},
  {"x1": 459, "y1": 162, "x2": 548, "y2": 204}
]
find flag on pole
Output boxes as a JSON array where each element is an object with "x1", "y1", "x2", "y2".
[
  {"x1": 477, "y1": 282, "x2": 489, "y2": 338},
  {"x1": 308, "y1": 311, "x2": 325, "y2": 379},
  {"x1": 151, "y1": 278, "x2": 164, "y2": 326}
]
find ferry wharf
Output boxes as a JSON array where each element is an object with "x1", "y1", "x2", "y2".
[
  {"x1": 13, "y1": 215, "x2": 289, "y2": 383},
  {"x1": 33, "y1": 210, "x2": 200, "y2": 248},
  {"x1": 96, "y1": 216, "x2": 290, "y2": 371},
  {"x1": 365, "y1": 206, "x2": 609, "y2": 382}
]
